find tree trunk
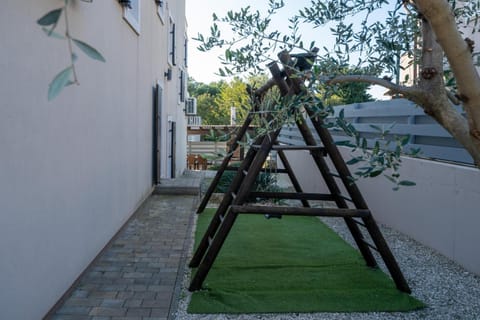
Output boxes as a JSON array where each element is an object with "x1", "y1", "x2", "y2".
[{"x1": 415, "y1": 0, "x2": 480, "y2": 166}]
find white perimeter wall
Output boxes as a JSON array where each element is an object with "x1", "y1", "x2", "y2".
[
  {"x1": 283, "y1": 149, "x2": 480, "y2": 276},
  {"x1": 0, "y1": 1, "x2": 186, "y2": 319}
]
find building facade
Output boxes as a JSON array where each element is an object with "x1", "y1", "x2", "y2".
[{"x1": 0, "y1": 1, "x2": 187, "y2": 318}]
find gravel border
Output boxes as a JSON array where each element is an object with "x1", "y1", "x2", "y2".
[{"x1": 173, "y1": 204, "x2": 480, "y2": 320}]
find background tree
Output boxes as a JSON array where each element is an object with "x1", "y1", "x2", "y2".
[
  {"x1": 196, "y1": 93, "x2": 224, "y2": 125},
  {"x1": 195, "y1": 0, "x2": 480, "y2": 167},
  {"x1": 214, "y1": 77, "x2": 250, "y2": 124},
  {"x1": 188, "y1": 79, "x2": 229, "y2": 125},
  {"x1": 188, "y1": 76, "x2": 263, "y2": 125},
  {"x1": 188, "y1": 77, "x2": 223, "y2": 97}
]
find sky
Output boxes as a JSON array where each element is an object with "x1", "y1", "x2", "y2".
[
  {"x1": 185, "y1": 0, "x2": 390, "y2": 98},
  {"x1": 185, "y1": 0, "x2": 330, "y2": 83}
]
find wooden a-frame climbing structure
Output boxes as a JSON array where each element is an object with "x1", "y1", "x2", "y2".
[{"x1": 189, "y1": 50, "x2": 411, "y2": 294}]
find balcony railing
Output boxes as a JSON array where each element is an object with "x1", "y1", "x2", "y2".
[{"x1": 187, "y1": 115, "x2": 202, "y2": 126}]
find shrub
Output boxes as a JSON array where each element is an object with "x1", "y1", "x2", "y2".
[{"x1": 210, "y1": 163, "x2": 282, "y2": 197}]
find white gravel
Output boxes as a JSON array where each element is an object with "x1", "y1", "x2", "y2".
[{"x1": 173, "y1": 202, "x2": 480, "y2": 320}]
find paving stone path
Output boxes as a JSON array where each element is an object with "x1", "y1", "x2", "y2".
[{"x1": 48, "y1": 193, "x2": 198, "y2": 320}]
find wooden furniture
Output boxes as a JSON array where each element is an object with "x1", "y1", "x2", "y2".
[{"x1": 189, "y1": 50, "x2": 411, "y2": 294}]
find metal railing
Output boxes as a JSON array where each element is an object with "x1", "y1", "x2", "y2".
[{"x1": 187, "y1": 115, "x2": 202, "y2": 126}]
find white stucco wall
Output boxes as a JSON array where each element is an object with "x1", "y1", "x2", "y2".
[
  {"x1": 0, "y1": 1, "x2": 187, "y2": 319},
  {"x1": 282, "y1": 149, "x2": 480, "y2": 276}
]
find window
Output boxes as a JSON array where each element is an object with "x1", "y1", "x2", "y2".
[
  {"x1": 185, "y1": 98, "x2": 197, "y2": 115},
  {"x1": 156, "y1": 0, "x2": 166, "y2": 24},
  {"x1": 123, "y1": 0, "x2": 140, "y2": 34},
  {"x1": 168, "y1": 16, "x2": 176, "y2": 66}
]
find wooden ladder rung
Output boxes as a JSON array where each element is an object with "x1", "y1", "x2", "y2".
[
  {"x1": 250, "y1": 144, "x2": 327, "y2": 154},
  {"x1": 249, "y1": 191, "x2": 336, "y2": 201},
  {"x1": 271, "y1": 168, "x2": 289, "y2": 174},
  {"x1": 230, "y1": 205, "x2": 370, "y2": 218}
]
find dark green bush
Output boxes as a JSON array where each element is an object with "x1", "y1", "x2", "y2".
[{"x1": 210, "y1": 163, "x2": 281, "y2": 195}]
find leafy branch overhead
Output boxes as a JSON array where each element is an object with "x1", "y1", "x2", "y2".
[
  {"x1": 37, "y1": 0, "x2": 106, "y2": 100},
  {"x1": 193, "y1": 0, "x2": 480, "y2": 172}
]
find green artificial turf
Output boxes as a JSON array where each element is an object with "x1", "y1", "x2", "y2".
[{"x1": 188, "y1": 208, "x2": 425, "y2": 314}]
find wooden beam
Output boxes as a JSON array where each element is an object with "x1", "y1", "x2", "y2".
[
  {"x1": 249, "y1": 192, "x2": 336, "y2": 201},
  {"x1": 230, "y1": 205, "x2": 370, "y2": 218},
  {"x1": 249, "y1": 144, "x2": 327, "y2": 154}
]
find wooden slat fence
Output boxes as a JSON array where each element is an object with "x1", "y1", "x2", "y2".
[{"x1": 279, "y1": 99, "x2": 473, "y2": 165}]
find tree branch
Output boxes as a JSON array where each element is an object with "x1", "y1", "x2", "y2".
[{"x1": 326, "y1": 74, "x2": 426, "y2": 98}]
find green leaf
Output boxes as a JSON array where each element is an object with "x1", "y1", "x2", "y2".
[
  {"x1": 372, "y1": 141, "x2": 380, "y2": 154},
  {"x1": 369, "y1": 169, "x2": 383, "y2": 177},
  {"x1": 37, "y1": 8, "x2": 63, "y2": 26},
  {"x1": 335, "y1": 140, "x2": 355, "y2": 147},
  {"x1": 41, "y1": 27, "x2": 65, "y2": 39},
  {"x1": 48, "y1": 66, "x2": 73, "y2": 100},
  {"x1": 361, "y1": 137, "x2": 367, "y2": 150},
  {"x1": 384, "y1": 174, "x2": 397, "y2": 184},
  {"x1": 369, "y1": 124, "x2": 383, "y2": 132},
  {"x1": 72, "y1": 39, "x2": 106, "y2": 62},
  {"x1": 400, "y1": 134, "x2": 410, "y2": 146},
  {"x1": 346, "y1": 157, "x2": 362, "y2": 165},
  {"x1": 398, "y1": 180, "x2": 416, "y2": 186}
]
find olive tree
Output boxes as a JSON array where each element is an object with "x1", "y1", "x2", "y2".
[{"x1": 195, "y1": 0, "x2": 480, "y2": 167}]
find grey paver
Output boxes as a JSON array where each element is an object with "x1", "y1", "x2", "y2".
[
  {"x1": 52, "y1": 315, "x2": 93, "y2": 320},
  {"x1": 100, "y1": 299, "x2": 125, "y2": 307},
  {"x1": 126, "y1": 307, "x2": 152, "y2": 317},
  {"x1": 64, "y1": 297, "x2": 102, "y2": 307},
  {"x1": 89, "y1": 306, "x2": 127, "y2": 317},
  {"x1": 88, "y1": 291, "x2": 118, "y2": 299},
  {"x1": 124, "y1": 299, "x2": 143, "y2": 308},
  {"x1": 142, "y1": 299, "x2": 170, "y2": 308},
  {"x1": 132, "y1": 291, "x2": 156, "y2": 300},
  {"x1": 55, "y1": 306, "x2": 91, "y2": 317},
  {"x1": 116, "y1": 291, "x2": 136, "y2": 299},
  {"x1": 150, "y1": 307, "x2": 169, "y2": 317},
  {"x1": 46, "y1": 171, "x2": 202, "y2": 320}
]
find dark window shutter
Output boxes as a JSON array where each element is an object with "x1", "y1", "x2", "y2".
[
  {"x1": 179, "y1": 71, "x2": 185, "y2": 102},
  {"x1": 170, "y1": 23, "x2": 176, "y2": 66},
  {"x1": 184, "y1": 38, "x2": 188, "y2": 67}
]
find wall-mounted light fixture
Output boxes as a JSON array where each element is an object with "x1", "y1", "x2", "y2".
[
  {"x1": 164, "y1": 68, "x2": 172, "y2": 81},
  {"x1": 118, "y1": 0, "x2": 132, "y2": 9}
]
